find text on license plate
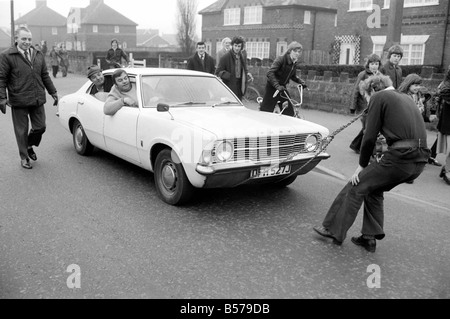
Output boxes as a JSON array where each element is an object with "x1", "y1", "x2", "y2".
[{"x1": 250, "y1": 165, "x2": 291, "y2": 179}]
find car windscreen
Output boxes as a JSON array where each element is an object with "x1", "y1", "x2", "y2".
[{"x1": 141, "y1": 75, "x2": 241, "y2": 107}]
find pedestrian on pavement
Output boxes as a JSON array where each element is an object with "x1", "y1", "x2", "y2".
[
  {"x1": 259, "y1": 41, "x2": 306, "y2": 117},
  {"x1": 58, "y1": 44, "x2": 69, "y2": 77},
  {"x1": 349, "y1": 53, "x2": 382, "y2": 153},
  {"x1": 215, "y1": 36, "x2": 254, "y2": 101},
  {"x1": 105, "y1": 39, "x2": 129, "y2": 69},
  {"x1": 380, "y1": 44, "x2": 403, "y2": 89},
  {"x1": 49, "y1": 45, "x2": 60, "y2": 78},
  {"x1": 0, "y1": 26, "x2": 58, "y2": 169},
  {"x1": 216, "y1": 37, "x2": 231, "y2": 68},
  {"x1": 313, "y1": 74, "x2": 430, "y2": 252},
  {"x1": 186, "y1": 41, "x2": 215, "y2": 75},
  {"x1": 435, "y1": 68, "x2": 450, "y2": 185}
]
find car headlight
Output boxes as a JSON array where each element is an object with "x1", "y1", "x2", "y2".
[
  {"x1": 305, "y1": 134, "x2": 320, "y2": 152},
  {"x1": 215, "y1": 141, "x2": 234, "y2": 162}
]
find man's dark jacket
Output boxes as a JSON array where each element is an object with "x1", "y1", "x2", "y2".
[
  {"x1": 215, "y1": 50, "x2": 249, "y2": 99},
  {"x1": 187, "y1": 53, "x2": 215, "y2": 75},
  {"x1": 259, "y1": 53, "x2": 303, "y2": 111},
  {"x1": 380, "y1": 61, "x2": 402, "y2": 89},
  {"x1": 0, "y1": 45, "x2": 56, "y2": 108}
]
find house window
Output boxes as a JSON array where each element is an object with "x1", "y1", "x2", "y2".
[
  {"x1": 114, "y1": 26, "x2": 120, "y2": 33},
  {"x1": 244, "y1": 6, "x2": 262, "y2": 24},
  {"x1": 277, "y1": 41, "x2": 288, "y2": 57},
  {"x1": 400, "y1": 44, "x2": 425, "y2": 65},
  {"x1": 93, "y1": 25, "x2": 98, "y2": 33},
  {"x1": 224, "y1": 8, "x2": 241, "y2": 25},
  {"x1": 384, "y1": 0, "x2": 438, "y2": 8},
  {"x1": 349, "y1": 0, "x2": 372, "y2": 11},
  {"x1": 52, "y1": 27, "x2": 57, "y2": 35},
  {"x1": 334, "y1": 14, "x2": 338, "y2": 27},
  {"x1": 246, "y1": 41, "x2": 270, "y2": 60},
  {"x1": 371, "y1": 35, "x2": 428, "y2": 65},
  {"x1": 304, "y1": 11, "x2": 311, "y2": 24}
]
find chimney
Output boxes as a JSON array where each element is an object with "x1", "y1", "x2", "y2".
[{"x1": 36, "y1": 0, "x2": 47, "y2": 8}]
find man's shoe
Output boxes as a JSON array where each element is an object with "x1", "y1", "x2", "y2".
[
  {"x1": 351, "y1": 235, "x2": 376, "y2": 252},
  {"x1": 428, "y1": 157, "x2": 442, "y2": 166},
  {"x1": 313, "y1": 226, "x2": 342, "y2": 245},
  {"x1": 21, "y1": 158, "x2": 32, "y2": 169},
  {"x1": 27, "y1": 147, "x2": 37, "y2": 161}
]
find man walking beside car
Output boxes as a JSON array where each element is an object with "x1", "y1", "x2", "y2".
[
  {"x1": 0, "y1": 26, "x2": 58, "y2": 169},
  {"x1": 187, "y1": 41, "x2": 215, "y2": 75}
]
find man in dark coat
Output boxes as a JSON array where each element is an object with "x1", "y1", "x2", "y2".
[
  {"x1": 187, "y1": 41, "x2": 215, "y2": 75},
  {"x1": 259, "y1": 41, "x2": 306, "y2": 117},
  {"x1": 0, "y1": 26, "x2": 58, "y2": 169},
  {"x1": 380, "y1": 44, "x2": 403, "y2": 89},
  {"x1": 215, "y1": 36, "x2": 253, "y2": 101},
  {"x1": 313, "y1": 74, "x2": 430, "y2": 252}
]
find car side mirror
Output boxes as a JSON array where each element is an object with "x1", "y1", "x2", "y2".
[{"x1": 157, "y1": 103, "x2": 170, "y2": 112}]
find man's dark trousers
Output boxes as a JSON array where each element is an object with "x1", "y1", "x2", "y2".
[
  {"x1": 322, "y1": 154, "x2": 426, "y2": 243},
  {"x1": 11, "y1": 104, "x2": 46, "y2": 160}
]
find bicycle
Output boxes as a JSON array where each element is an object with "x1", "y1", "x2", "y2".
[
  {"x1": 272, "y1": 84, "x2": 307, "y2": 119},
  {"x1": 242, "y1": 85, "x2": 262, "y2": 104}
]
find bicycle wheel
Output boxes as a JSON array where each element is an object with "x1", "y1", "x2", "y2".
[{"x1": 243, "y1": 86, "x2": 261, "y2": 103}]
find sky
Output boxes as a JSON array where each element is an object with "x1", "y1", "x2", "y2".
[{"x1": 0, "y1": 0, "x2": 217, "y2": 36}]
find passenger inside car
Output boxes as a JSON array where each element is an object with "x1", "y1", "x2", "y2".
[{"x1": 86, "y1": 65, "x2": 113, "y2": 102}]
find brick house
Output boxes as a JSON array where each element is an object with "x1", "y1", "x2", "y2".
[
  {"x1": 334, "y1": 0, "x2": 450, "y2": 67},
  {"x1": 199, "y1": 0, "x2": 337, "y2": 63},
  {"x1": 66, "y1": 0, "x2": 137, "y2": 51},
  {"x1": 15, "y1": 0, "x2": 66, "y2": 47}
]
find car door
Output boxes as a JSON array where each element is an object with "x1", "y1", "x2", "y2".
[
  {"x1": 76, "y1": 89, "x2": 106, "y2": 150},
  {"x1": 103, "y1": 77, "x2": 140, "y2": 164}
]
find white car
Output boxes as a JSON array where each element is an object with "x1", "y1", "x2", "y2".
[{"x1": 58, "y1": 68, "x2": 330, "y2": 205}]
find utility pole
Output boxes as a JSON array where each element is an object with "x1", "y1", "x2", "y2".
[
  {"x1": 10, "y1": 0, "x2": 15, "y2": 46},
  {"x1": 383, "y1": 0, "x2": 404, "y2": 62}
]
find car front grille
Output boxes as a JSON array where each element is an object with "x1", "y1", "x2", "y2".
[{"x1": 212, "y1": 134, "x2": 318, "y2": 164}]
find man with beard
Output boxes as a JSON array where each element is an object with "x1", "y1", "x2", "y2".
[{"x1": 104, "y1": 69, "x2": 137, "y2": 116}]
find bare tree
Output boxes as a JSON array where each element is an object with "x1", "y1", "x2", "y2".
[{"x1": 176, "y1": 0, "x2": 198, "y2": 56}]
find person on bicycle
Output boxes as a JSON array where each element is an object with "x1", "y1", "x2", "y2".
[
  {"x1": 105, "y1": 38, "x2": 129, "y2": 69},
  {"x1": 259, "y1": 41, "x2": 306, "y2": 117}
]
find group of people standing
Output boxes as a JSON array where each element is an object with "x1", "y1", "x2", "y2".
[
  {"x1": 49, "y1": 44, "x2": 70, "y2": 78},
  {"x1": 349, "y1": 45, "x2": 450, "y2": 186}
]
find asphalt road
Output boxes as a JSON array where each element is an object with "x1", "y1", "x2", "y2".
[{"x1": 0, "y1": 74, "x2": 449, "y2": 300}]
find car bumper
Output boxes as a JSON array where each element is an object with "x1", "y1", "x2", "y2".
[{"x1": 196, "y1": 153, "x2": 330, "y2": 188}]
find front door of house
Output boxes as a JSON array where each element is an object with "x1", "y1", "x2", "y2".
[{"x1": 339, "y1": 43, "x2": 356, "y2": 65}]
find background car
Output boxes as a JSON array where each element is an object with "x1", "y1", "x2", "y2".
[{"x1": 58, "y1": 68, "x2": 330, "y2": 205}]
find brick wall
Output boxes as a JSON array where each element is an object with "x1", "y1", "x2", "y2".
[{"x1": 247, "y1": 65, "x2": 444, "y2": 115}]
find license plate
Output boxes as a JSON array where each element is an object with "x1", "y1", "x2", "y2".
[{"x1": 250, "y1": 165, "x2": 291, "y2": 179}]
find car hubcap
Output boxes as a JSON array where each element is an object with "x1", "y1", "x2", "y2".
[
  {"x1": 75, "y1": 126, "x2": 84, "y2": 149},
  {"x1": 161, "y1": 162, "x2": 177, "y2": 191}
]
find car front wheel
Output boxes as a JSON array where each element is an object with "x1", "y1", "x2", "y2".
[
  {"x1": 154, "y1": 149, "x2": 194, "y2": 205},
  {"x1": 72, "y1": 120, "x2": 94, "y2": 156}
]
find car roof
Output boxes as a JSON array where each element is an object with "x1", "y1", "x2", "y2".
[{"x1": 103, "y1": 67, "x2": 216, "y2": 78}]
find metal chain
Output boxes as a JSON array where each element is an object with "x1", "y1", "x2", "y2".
[{"x1": 232, "y1": 109, "x2": 368, "y2": 187}]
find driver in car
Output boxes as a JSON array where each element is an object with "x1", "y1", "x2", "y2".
[{"x1": 104, "y1": 69, "x2": 138, "y2": 116}]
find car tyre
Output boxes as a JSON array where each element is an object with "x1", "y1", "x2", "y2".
[
  {"x1": 271, "y1": 175, "x2": 297, "y2": 188},
  {"x1": 154, "y1": 149, "x2": 194, "y2": 205},
  {"x1": 72, "y1": 120, "x2": 94, "y2": 156}
]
